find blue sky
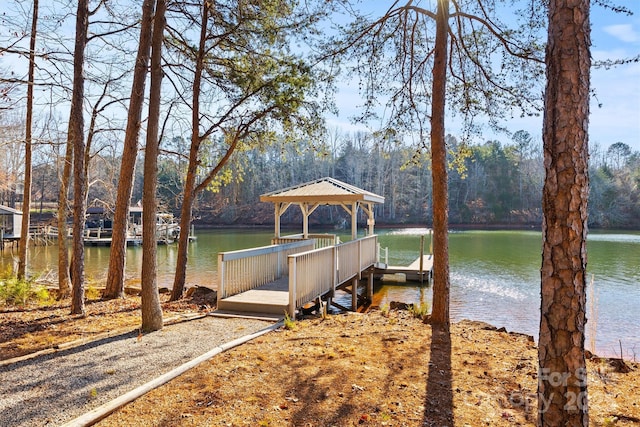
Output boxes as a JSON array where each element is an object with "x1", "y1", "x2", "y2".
[
  {"x1": 326, "y1": 1, "x2": 640, "y2": 152},
  {"x1": 590, "y1": 8, "x2": 640, "y2": 152},
  {"x1": 1, "y1": 1, "x2": 638, "y2": 152}
]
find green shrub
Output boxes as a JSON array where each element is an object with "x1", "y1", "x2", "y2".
[
  {"x1": 380, "y1": 303, "x2": 390, "y2": 317},
  {"x1": 408, "y1": 301, "x2": 430, "y2": 319},
  {"x1": 34, "y1": 286, "x2": 52, "y2": 305},
  {"x1": 283, "y1": 311, "x2": 296, "y2": 330},
  {"x1": 0, "y1": 275, "x2": 51, "y2": 306},
  {"x1": 85, "y1": 284, "x2": 101, "y2": 300}
]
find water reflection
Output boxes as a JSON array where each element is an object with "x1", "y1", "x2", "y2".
[{"x1": 370, "y1": 282, "x2": 432, "y2": 308}]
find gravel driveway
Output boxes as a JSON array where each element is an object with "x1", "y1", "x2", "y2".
[{"x1": 0, "y1": 315, "x2": 276, "y2": 427}]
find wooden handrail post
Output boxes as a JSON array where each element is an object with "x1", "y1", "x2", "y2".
[
  {"x1": 289, "y1": 255, "x2": 297, "y2": 320},
  {"x1": 358, "y1": 238, "x2": 362, "y2": 279},
  {"x1": 420, "y1": 235, "x2": 425, "y2": 284},
  {"x1": 217, "y1": 252, "x2": 224, "y2": 302},
  {"x1": 333, "y1": 246, "x2": 338, "y2": 295}
]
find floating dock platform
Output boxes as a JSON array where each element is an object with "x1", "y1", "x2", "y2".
[{"x1": 375, "y1": 254, "x2": 433, "y2": 283}]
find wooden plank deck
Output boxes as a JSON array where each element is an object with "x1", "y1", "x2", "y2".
[
  {"x1": 375, "y1": 254, "x2": 433, "y2": 282},
  {"x1": 213, "y1": 235, "x2": 406, "y2": 318},
  {"x1": 216, "y1": 276, "x2": 289, "y2": 316}
]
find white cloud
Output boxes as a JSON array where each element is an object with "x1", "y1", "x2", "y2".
[
  {"x1": 590, "y1": 62, "x2": 640, "y2": 151},
  {"x1": 603, "y1": 24, "x2": 639, "y2": 43}
]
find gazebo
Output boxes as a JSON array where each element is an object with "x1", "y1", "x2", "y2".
[{"x1": 259, "y1": 177, "x2": 385, "y2": 240}]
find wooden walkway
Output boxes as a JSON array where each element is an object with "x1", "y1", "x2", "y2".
[
  {"x1": 215, "y1": 236, "x2": 379, "y2": 319},
  {"x1": 375, "y1": 254, "x2": 433, "y2": 283},
  {"x1": 215, "y1": 277, "x2": 289, "y2": 319}
]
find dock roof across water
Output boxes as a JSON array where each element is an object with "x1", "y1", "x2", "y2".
[{"x1": 0, "y1": 205, "x2": 22, "y2": 215}]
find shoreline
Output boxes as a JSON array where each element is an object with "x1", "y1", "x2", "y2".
[{"x1": 25, "y1": 212, "x2": 640, "y2": 232}]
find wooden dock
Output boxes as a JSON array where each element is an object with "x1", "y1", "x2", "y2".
[
  {"x1": 213, "y1": 232, "x2": 434, "y2": 319},
  {"x1": 215, "y1": 236, "x2": 379, "y2": 319},
  {"x1": 375, "y1": 254, "x2": 433, "y2": 283},
  {"x1": 215, "y1": 277, "x2": 289, "y2": 317},
  {"x1": 84, "y1": 236, "x2": 142, "y2": 247}
]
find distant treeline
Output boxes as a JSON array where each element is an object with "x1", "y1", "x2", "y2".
[
  {"x1": 182, "y1": 132, "x2": 640, "y2": 229},
  {"x1": 11, "y1": 131, "x2": 639, "y2": 230}
]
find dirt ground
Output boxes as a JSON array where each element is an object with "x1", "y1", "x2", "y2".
[
  {"x1": 1, "y1": 295, "x2": 639, "y2": 426},
  {"x1": 0, "y1": 289, "x2": 210, "y2": 362}
]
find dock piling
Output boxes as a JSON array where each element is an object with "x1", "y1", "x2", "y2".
[{"x1": 419, "y1": 235, "x2": 425, "y2": 284}]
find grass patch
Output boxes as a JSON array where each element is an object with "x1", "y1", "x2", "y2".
[
  {"x1": 408, "y1": 301, "x2": 430, "y2": 319},
  {"x1": 283, "y1": 311, "x2": 296, "y2": 330}
]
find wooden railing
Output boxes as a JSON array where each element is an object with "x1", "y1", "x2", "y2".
[
  {"x1": 85, "y1": 227, "x2": 112, "y2": 239},
  {"x1": 288, "y1": 235, "x2": 378, "y2": 317},
  {"x1": 288, "y1": 246, "x2": 336, "y2": 316},
  {"x1": 377, "y1": 243, "x2": 388, "y2": 265},
  {"x1": 359, "y1": 234, "x2": 379, "y2": 267},
  {"x1": 217, "y1": 239, "x2": 315, "y2": 300},
  {"x1": 271, "y1": 233, "x2": 340, "y2": 249},
  {"x1": 337, "y1": 234, "x2": 378, "y2": 284}
]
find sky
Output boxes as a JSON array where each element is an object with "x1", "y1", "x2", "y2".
[
  {"x1": 325, "y1": 1, "x2": 640, "y2": 152},
  {"x1": 1, "y1": 1, "x2": 639, "y2": 152}
]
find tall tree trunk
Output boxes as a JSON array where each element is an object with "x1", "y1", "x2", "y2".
[
  {"x1": 429, "y1": 0, "x2": 450, "y2": 326},
  {"x1": 57, "y1": 138, "x2": 72, "y2": 299},
  {"x1": 17, "y1": 0, "x2": 38, "y2": 280},
  {"x1": 170, "y1": 1, "x2": 209, "y2": 301},
  {"x1": 538, "y1": 0, "x2": 590, "y2": 425},
  {"x1": 69, "y1": 0, "x2": 89, "y2": 316},
  {"x1": 140, "y1": 0, "x2": 165, "y2": 332},
  {"x1": 170, "y1": 187, "x2": 195, "y2": 301},
  {"x1": 104, "y1": 0, "x2": 156, "y2": 299}
]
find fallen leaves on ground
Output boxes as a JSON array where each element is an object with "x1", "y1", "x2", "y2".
[
  {"x1": 98, "y1": 311, "x2": 638, "y2": 427},
  {"x1": 2, "y1": 298, "x2": 638, "y2": 426},
  {"x1": 0, "y1": 291, "x2": 209, "y2": 361}
]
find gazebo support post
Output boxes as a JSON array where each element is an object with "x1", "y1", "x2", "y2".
[
  {"x1": 300, "y1": 203, "x2": 309, "y2": 238},
  {"x1": 298, "y1": 203, "x2": 320, "y2": 239},
  {"x1": 274, "y1": 203, "x2": 281, "y2": 238},
  {"x1": 351, "y1": 202, "x2": 358, "y2": 240},
  {"x1": 360, "y1": 202, "x2": 375, "y2": 235},
  {"x1": 274, "y1": 202, "x2": 292, "y2": 238}
]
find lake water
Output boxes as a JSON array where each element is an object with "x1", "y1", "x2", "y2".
[
  {"x1": 2, "y1": 227, "x2": 638, "y2": 358},
  {"x1": 375, "y1": 228, "x2": 640, "y2": 359}
]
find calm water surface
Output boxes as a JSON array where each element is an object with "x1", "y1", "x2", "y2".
[
  {"x1": 375, "y1": 228, "x2": 640, "y2": 358},
  {"x1": 3, "y1": 227, "x2": 638, "y2": 358}
]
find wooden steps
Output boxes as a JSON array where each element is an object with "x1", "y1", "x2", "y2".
[{"x1": 208, "y1": 310, "x2": 284, "y2": 322}]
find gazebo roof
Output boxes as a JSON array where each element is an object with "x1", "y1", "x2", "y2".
[{"x1": 259, "y1": 177, "x2": 384, "y2": 205}]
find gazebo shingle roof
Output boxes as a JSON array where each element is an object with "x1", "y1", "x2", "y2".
[
  {"x1": 260, "y1": 177, "x2": 383, "y2": 240},
  {"x1": 260, "y1": 177, "x2": 384, "y2": 204}
]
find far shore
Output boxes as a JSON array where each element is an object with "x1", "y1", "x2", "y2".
[{"x1": 24, "y1": 211, "x2": 640, "y2": 232}]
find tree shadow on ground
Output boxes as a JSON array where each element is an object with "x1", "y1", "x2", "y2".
[{"x1": 423, "y1": 322, "x2": 454, "y2": 426}]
